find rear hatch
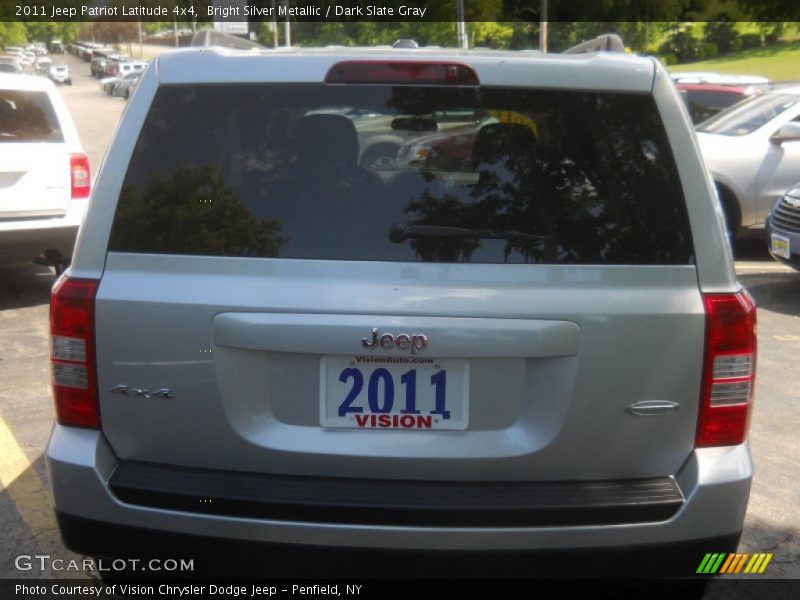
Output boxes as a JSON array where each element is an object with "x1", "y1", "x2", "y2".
[
  {"x1": 95, "y1": 62, "x2": 704, "y2": 482},
  {"x1": 0, "y1": 88, "x2": 69, "y2": 220}
]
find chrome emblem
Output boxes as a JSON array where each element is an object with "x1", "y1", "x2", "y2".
[
  {"x1": 625, "y1": 400, "x2": 680, "y2": 416},
  {"x1": 110, "y1": 385, "x2": 173, "y2": 399},
  {"x1": 786, "y1": 196, "x2": 800, "y2": 208},
  {"x1": 361, "y1": 328, "x2": 428, "y2": 354}
]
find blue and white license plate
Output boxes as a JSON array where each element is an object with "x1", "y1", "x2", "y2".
[
  {"x1": 771, "y1": 233, "x2": 790, "y2": 259},
  {"x1": 320, "y1": 356, "x2": 469, "y2": 430}
]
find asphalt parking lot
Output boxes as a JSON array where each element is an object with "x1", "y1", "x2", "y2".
[{"x1": 0, "y1": 51, "x2": 798, "y2": 588}]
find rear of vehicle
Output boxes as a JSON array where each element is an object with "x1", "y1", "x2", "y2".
[
  {"x1": 767, "y1": 184, "x2": 800, "y2": 270},
  {"x1": 35, "y1": 57, "x2": 52, "y2": 76},
  {"x1": 48, "y1": 49, "x2": 755, "y2": 577},
  {"x1": 49, "y1": 65, "x2": 71, "y2": 85},
  {"x1": 91, "y1": 57, "x2": 108, "y2": 77},
  {"x1": 0, "y1": 75, "x2": 89, "y2": 266},
  {"x1": 677, "y1": 83, "x2": 760, "y2": 124},
  {"x1": 116, "y1": 61, "x2": 146, "y2": 79}
]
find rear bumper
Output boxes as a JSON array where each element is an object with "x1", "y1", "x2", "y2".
[
  {"x1": 55, "y1": 510, "x2": 740, "y2": 578},
  {"x1": 47, "y1": 426, "x2": 752, "y2": 576},
  {"x1": 0, "y1": 223, "x2": 78, "y2": 264},
  {"x1": 0, "y1": 201, "x2": 85, "y2": 264}
]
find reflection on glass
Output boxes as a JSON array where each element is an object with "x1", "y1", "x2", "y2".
[
  {"x1": 111, "y1": 165, "x2": 285, "y2": 257},
  {"x1": 110, "y1": 85, "x2": 693, "y2": 265}
]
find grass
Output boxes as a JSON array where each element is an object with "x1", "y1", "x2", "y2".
[{"x1": 666, "y1": 40, "x2": 800, "y2": 81}]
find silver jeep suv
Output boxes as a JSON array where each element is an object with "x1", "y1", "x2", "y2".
[{"x1": 47, "y1": 44, "x2": 756, "y2": 578}]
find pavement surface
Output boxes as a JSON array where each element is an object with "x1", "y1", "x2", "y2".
[{"x1": 0, "y1": 51, "x2": 797, "y2": 593}]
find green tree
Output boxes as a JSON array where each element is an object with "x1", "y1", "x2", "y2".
[
  {"x1": 23, "y1": 22, "x2": 80, "y2": 44},
  {"x1": 470, "y1": 22, "x2": 515, "y2": 49},
  {"x1": 733, "y1": 0, "x2": 800, "y2": 20},
  {"x1": 659, "y1": 25, "x2": 702, "y2": 62},
  {"x1": 0, "y1": 21, "x2": 28, "y2": 47},
  {"x1": 704, "y1": 16, "x2": 739, "y2": 55}
]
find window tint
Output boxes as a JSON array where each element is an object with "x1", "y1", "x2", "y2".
[
  {"x1": 0, "y1": 90, "x2": 63, "y2": 143},
  {"x1": 698, "y1": 92, "x2": 799, "y2": 135},
  {"x1": 109, "y1": 84, "x2": 693, "y2": 265},
  {"x1": 683, "y1": 89, "x2": 747, "y2": 123}
]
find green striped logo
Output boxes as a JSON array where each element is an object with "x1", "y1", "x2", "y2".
[{"x1": 697, "y1": 553, "x2": 773, "y2": 574}]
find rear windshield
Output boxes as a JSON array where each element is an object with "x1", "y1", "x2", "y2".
[
  {"x1": 109, "y1": 84, "x2": 693, "y2": 265},
  {"x1": 681, "y1": 89, "x2": 748, "y2": 123},
  {"x1": 0, "y1": 89, "x2": 63, "y2": 143}
]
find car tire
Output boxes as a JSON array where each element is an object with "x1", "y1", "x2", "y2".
[
  {"x1": 123, "y1": 88, "x2": 130, "y2": 100},
  {"x1": 66, "y1": 79, "x2": 72, "y2": 86}
]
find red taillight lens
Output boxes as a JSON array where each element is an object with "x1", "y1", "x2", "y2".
[
  {"x1": 696, "y1": 291, "x2": 757, "y2": 447},
  {"x1": 325, "y1": 61, "x2": 480, "y2": 85},
  {"x1": 50, "y1": 276, "x2": 100, "y2": 428},
  {"x1": 70, "y1": 153, "x2": 91, "y2": 199}
]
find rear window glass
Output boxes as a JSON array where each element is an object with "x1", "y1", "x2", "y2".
[
  {"x1": 0, "y1": 90, "x2": 63, "y2": 143},
  {"x1": 109, "y1": 84, "x2": 693, "y2": 265},
  {"x1": 682, "y1": 89, "x2": 747, "y2": 123}
]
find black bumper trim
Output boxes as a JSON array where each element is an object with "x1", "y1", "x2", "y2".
[
  {"x1": 108, "y1": 461, "x2": 684, "y2": 527},
  {"x1": 55, "y1": 511, "x2": 740, "y2": 579}
]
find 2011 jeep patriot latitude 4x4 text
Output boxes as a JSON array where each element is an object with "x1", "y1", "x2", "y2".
[{"x1": 47, "y1": 45, "x2": 756, "y2": 578}]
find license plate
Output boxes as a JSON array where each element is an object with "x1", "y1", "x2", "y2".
[
  {"x1": 320, "y1": 356, "x2": 469, "y2": 430},
  {"x1": 771, "y1": 233, "x2": 790, "y2": 259}
]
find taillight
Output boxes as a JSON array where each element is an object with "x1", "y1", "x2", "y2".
[
  {"x1": 325, "y1": 61, "x2": 480, "y2": 85},
  {"x1": 50, "y1": 276, "x2": 100, "y2": 428},
  {"x1": 70, "y1": 153, "x2": 91, "y2": 199},
  {"x1": 696, "y1": 291, "x2": 757, "y2": 447}
]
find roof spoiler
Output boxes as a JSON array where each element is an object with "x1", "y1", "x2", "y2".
[
  {"x1": 190, "y1": 30, "x2": 265, "y2": 51},
  {"x1": 563, "y1": 34, "x2": 626, "y2": 55}
]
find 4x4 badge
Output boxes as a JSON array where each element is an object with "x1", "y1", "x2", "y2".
[
  {"x1": 361, "y1": 328, "x2": 428, "y2": 354},
  {"x1": 110, "y1": 385, "x2": 173, "y2": 399}
]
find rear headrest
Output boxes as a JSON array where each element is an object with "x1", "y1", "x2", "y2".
[
  {"x1": 471, "y1": 123, "x2": 537, "y2": 170},
  {"x1": 295, "y1": 114, "x2": 359, "y2": 168}
]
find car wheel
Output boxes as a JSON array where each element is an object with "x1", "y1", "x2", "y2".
[
  {"x1": 66, "y1": 79, "x2": 72, "y2": 86},
  {"x1": 360, "y1": 143, "x2": 401, "y2": 169},
  {"x1": 715, "y1": 182, "x2": 740, "y2": 240},
  {"x1": 123, "y1": 88, "x2": 129, "y2": 99}
]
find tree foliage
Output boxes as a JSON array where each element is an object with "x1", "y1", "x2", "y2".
[
  {"x1": 0, "y1": 21, "x2": 81, "y2": 46},
  {"x1": 704, "y1": 16, "x2": 738, "y2": 54},
  {"x1": 0, "y1": 21, "x2": 27, "y2": 47},
  {"x1": 733, "y1": 0, "x2": 800, "y2": 21}
]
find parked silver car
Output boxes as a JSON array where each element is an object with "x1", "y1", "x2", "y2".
[
  {"x1": 696, "y1": 85, "x2": 800, "y2": 238},
  {"x1": 47, "y1": 44, "x2": 755, "y2": 579}
]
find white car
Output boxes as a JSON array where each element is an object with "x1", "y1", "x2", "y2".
[
  {"x1": 696, "y1": 85, "x2": 800, "y2": 237},
  {"x1": 35, "y1": 56, "x2": 52, "y2": 75},
  {"x1": 48, "y1": 64, "x2": 71, "y2": 85},
  {"x1": 0, "y1": 74, "x2": 90, "y2": 269},
  {"x1": 112, "y1": 60, "x2": 147, "y2": 77}
]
